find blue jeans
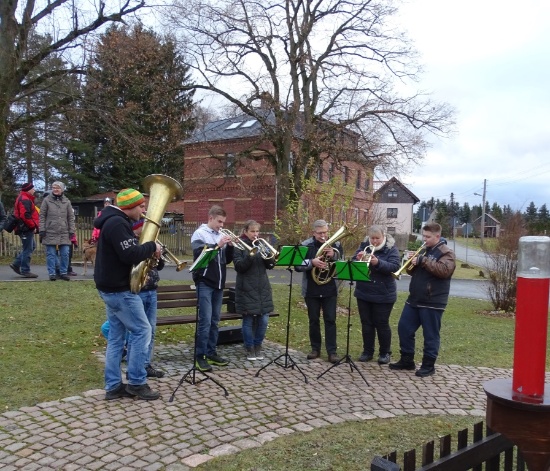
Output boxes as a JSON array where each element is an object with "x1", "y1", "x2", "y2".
[
  {"x1": 242, "y1": 314, "x2": 269, "y2": 348},
  {"x1": 13, "y1": 232, "x2": 35, "y2": 274},
  {"x1": 46, "y1": 244, "x2": 69, "y2": 276},
  {"x1": 196, "y1": 282, "x2": 223, "y2": 357},
  {"x1": 305, "y1": 296, "x2": 338, "y2": 354},
  {"x1": 397, "y1": 303, "x2": 443, "y2": 359},
  {"x1": 98, "y1": 290, "x2": 152, "y2": 391},
  {"x1": 138, "y1": 289, "x2": 157, "y2": 366}
]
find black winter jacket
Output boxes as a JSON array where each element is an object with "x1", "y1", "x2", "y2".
[
  {"x1": 93, "y1": 206, "x2": 157, "y2": 293},
  {"x1": 233, "y1": 235, "x2": 275, "y2": 315},
  {"x1": 295, "y1": 237, "x2": 342, "y2": 298},
  {"x1": 352, "y1": 235, "x2": 401, "y2": 304}
]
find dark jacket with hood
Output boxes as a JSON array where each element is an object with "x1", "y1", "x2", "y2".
[
  {"x1": 190, "y1": 223, "x2": 234, "y2": 289},
  {"x1": 352, "y1": 234, "x2": 401, "y2": 304},
  {"x1": 295, "y1": 236, "x2": 342, "y2": 298},
  {"x1": 93, "y1": 205, "x2": 157, "y2": 293},
  {"x1": 406, "y1": 239, "x2": 456, "y2": 309},
  {"x1": 233, "y1": 234, "x2": 275, "y2": 315}
]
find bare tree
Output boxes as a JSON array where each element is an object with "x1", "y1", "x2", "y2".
[
  {"x1": 0, "y1": 0, "x2": 145, "y2": 192},
  {"x1": 165, "y1": 0, "x2": 453, "y2": 209}
]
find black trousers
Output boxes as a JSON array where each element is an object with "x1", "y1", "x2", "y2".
[
  {"x1": 305, "y1": 296, "x2": 337, "y2": 354},
  {"x1": 356, "y1": 298, "x2": 394, "y2": 356}
]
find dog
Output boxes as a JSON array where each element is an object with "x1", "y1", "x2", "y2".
[{"x1": 82, "y1": 240, "x2": 97, "y2": 275}]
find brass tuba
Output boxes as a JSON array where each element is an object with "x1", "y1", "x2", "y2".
[
  {"x1": 130, "y1": 174, "x2": 184, "y2": 293},
  {"x1": 311, "y1": 225, "x2": 352, "y2": 285}
]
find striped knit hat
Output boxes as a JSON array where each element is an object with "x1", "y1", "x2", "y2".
[{"x1": 116, "y1": 188, "x2": 145, "y2": 210}]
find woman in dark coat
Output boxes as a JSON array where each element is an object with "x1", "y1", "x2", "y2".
[
  {"x1": 352, "y1": 225, "x2": 401, "y2": 365},
  {"x1": 233, "y1": 220, "x2": 275, "y2": 361}
]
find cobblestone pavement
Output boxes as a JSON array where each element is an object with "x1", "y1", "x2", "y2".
[{"x1": 0, "y1": 341, "x2": 515, "y2": 470}]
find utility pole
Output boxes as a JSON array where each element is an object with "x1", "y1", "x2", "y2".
[{"x1": 475, "y1": 179, "x2": 487, "y2": 248}]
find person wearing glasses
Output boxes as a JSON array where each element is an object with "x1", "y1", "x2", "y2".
[{"x1": 295, "y1": 219, "x2": 342, "y2": 364}]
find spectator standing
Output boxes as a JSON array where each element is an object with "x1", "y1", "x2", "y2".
[
  {"x1": 389, "y1": 223, "x2": 456, "y2": 377},
  {"x1": 39, "y1": 182, "x2": 76, "y2": 281},
  {"x1": 10, "y1": 182, "x2": 39, "y2": 278},
  {"x1": 295, "y1": 219, "x2": 342, "y2": 364},
  {"x1": 233, "y1": 220, "x2": 275, "y2": 360},
  {"x1": 190, "y1": 205, "x2": 234, "y2": 372},
  {"x1": 94, "y1": 188, "x2": 162, "y2": 401},
  {"x1": 352, "y1": 225, "x2": 401, "y2": 364}
]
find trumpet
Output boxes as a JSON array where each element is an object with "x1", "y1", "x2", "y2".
[
  {"x1": 392, "y1": 243, "x2": 427, "y2": 279},
  {"x1": 252, "y1": 237, "x2": 279, "y2": 260},
  {"x1": 159, "y1": 242, "x2": 187, "y2": 271},
  {"x1": 220, "y1": 228, "x2": 257, "y2": 255},
  {"x1": 358, "y1": 244, "x2": 375, "y2": 265}
]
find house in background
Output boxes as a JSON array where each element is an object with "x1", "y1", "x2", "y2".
[
  {"x1": 473, "y1": 213, "x2": 501, "y2": 238},
  {"x1": 373, "y1": 177, "x2": 419, "y2": 236},
  {"x1": 183, "y1": 110, "x2": 374, "y2": 229}
]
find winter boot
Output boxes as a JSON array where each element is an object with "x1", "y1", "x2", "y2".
[
  {"x1": 415, "y1": 356, "x2": 436, "y2": 377},
  {"x1": 389, "y1": 353, "x2": 416, "y2": 370}
]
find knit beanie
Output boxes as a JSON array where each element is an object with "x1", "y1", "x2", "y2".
[
  {"x1": 22, "y1": 182, "x2": 34, "y2": 192},
  {"x1": 52, "y1": 181, "x2": 65, "y2": 191},
  {"x1": 117, "y1": 188, "x2": 145, "y2": 210}
]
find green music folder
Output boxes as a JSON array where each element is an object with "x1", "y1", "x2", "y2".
[
  {"x1": 334, "y1": 260, "x2": 370, "y2": 281},
  {"x1": 189, "y1": 246, "x2": 219, "y2": 272},
  {"x1": 276, "y1": 245, "x2": 308, "y2": 267}
]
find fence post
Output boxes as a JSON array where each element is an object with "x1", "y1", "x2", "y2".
[{"x1": 371, "y1": 456, "x2": 401, "y2": 471}]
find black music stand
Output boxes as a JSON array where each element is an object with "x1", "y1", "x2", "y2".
[
  {"x1": 317, "y1": 260, "x2": 370, "y2": 386},
  {"x1": 170, "y1": 247, "x2": 228, "y2": 401},
  {"x1": 255, "y1": 245, "x2": 309, "y2": 383}
]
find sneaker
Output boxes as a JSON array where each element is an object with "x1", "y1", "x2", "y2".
[
  {"x1": 9, "y1": 263, "x2": 21, "y2": 275},
  {"x1": 255, "y1": 345, "x2": 264, "y2": 360},
  {"x1": 125, "y1": 383, "x2": 160, "y2": 401},
  {"x1": 358, "y1": 352, "x2": 374, "y2": 362},
  {"x1": 60, "y1": 274, "x2": 70, "y2": 281},
  {"x1": 49, "y1": 275, "x2": 57, "y2": 281},
  {"x1": 328, "y1": 353, "x2": 340, "y2": 364},
  {"x1": 377, "y1": 353, "x2": 391, "y2": 365},
  {"x1": 145, "y1": 365, "x2": 165, "y2": 378},
  {"x1": 195, "y1": 355, "x2": 213, "y2": 372},
  {"x1": 306, "y1": 350, "x2": 320, "y2": 360},
  {"x1": 207, "y1": 354, "x2": 229, "y2": 366},
  {"x1": 105, "y1": 383, "x2": 136, "y2": 401},
  {"x1": 21, "y1": 272, "x2": 38, "y2": 278},
  {"x1": 245, "y1": 347, "x2": 257, "y2": 361}
]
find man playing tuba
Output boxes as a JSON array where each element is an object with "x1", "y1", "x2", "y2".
[{"x1": 295, "y1": 219, "x2": 343, "y2": 364}]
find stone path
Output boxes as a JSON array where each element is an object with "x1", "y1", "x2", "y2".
[{"x1": 0, "y1": 341, "x2": 515, "y2": 470}]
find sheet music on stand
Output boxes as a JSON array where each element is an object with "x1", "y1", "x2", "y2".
[
  {"x1": 189, "y1": 246, "x2": 219, "y2": 272},
  {"x1": 276, "y1": 245, "x2": 308, "y2": 267},
  {"x1": 334, "y1": 260, "x2": 370, "y2": 282}
]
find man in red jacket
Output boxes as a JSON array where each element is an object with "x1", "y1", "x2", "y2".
[{"x1": 10, "y1": 182, "x2": 39, "y2": 278}]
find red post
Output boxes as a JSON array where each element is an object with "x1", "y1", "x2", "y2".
[{"x1": 512, "y1": 236, "x2": 550, "y2": 404}]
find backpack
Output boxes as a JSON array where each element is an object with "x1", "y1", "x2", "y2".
[{"x1": 4, "y1": 213, "x2": 19, "y2": 233}]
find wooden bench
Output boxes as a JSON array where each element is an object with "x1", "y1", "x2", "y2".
[{"x1": 156, "y1": 282, "x2": 279, "y2": 326}]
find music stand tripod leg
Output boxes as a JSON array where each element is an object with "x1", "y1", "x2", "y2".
[
  {"x1": 255, "y1": 249, "x2": 308, "y2": 383},
  {"x1": 169, "y1": 282, "x2": 229, "y2": 402}
]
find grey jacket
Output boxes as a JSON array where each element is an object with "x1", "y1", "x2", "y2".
[{"x1": 39, "y1": 193, "x2": 76, "y2": 245}]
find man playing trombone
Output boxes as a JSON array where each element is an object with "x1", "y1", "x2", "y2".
[{"x1": 389, "y1": 223, "x2": 456, "y2": 377}]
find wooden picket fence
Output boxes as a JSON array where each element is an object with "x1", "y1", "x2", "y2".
[{"x1": 371, "y1": 421, "x2": 525, "y2": 471}]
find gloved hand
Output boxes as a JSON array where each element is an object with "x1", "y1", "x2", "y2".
[
  {"x1": 70, "y1": 233, "x2": 78, "y2": 248},
  {"x1": 39, "y1": 231, "x2": 45, "y2": 243}
]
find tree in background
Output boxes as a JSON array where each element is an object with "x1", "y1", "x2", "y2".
[
  {"x1": 0, "y1": 0, "x2": 145, "y2": 194},
  {"x1": 166, "y1": 0, "x2": 453, "y2": 211},
  {"x1": 74, "y1": 24, "x2": 196, "y2": 192}
]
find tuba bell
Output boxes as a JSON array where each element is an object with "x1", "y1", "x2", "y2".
[
  {"x1": 130, "y1": 174, "x2": 184, "y2": 293},
  {"x1": 311, "y1": 225, "x2": 352, "y2": 285}
]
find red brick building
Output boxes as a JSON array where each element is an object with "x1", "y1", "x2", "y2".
[{"x1": 183, "y1": 112, "x2": 374, "y2": 229}]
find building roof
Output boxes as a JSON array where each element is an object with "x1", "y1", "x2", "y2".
[{"x1": 374, "y1": 177, "x2": 420, "y2": 204}]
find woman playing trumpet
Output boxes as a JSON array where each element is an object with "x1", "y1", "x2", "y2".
[
  {"x1": 233, "y1": 220, "x2": 275, "y2": 360},
  {"x1": 352, "y1": 225, "x2": 401, "y2": 364}
]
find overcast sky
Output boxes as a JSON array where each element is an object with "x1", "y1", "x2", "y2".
[{"x1": 392, "y1": 0, "x2": 550, "y2": 210}]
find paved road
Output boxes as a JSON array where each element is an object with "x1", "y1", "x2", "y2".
[{"x1": 0, "y1": 260, "x2": 491, "y2": 301}]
